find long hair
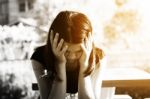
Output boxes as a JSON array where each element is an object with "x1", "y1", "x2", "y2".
[{"x1": 44, "y1": 11, "x2": 104, "y2": 78}]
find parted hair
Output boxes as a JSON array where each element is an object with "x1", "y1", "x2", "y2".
[{"x1": 44, "y1": 11, "x2": 104, "y2": 79}]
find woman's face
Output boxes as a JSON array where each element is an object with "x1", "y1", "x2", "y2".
[
  {"x1": 64, "y1": 42, "x2": 83, "y2": 71},
  {"x1": 64, "y1": 42, "x2": 83, "y2": 62}
]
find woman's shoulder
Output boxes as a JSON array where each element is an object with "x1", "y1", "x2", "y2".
[
  {"x1": 34, "y1": 45, "x2": 46, "y2": 51},
  {"x1": 30, "y1": 45, "x2": 46, "y2": 65},
  {"x1": 95, "y1": 47, "x2": 105, "y2": 60}
]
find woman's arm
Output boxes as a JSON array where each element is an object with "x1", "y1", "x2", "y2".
[
  {"x1": 47, "y1": 31, "x2": 68, "y2": 99},
  {"x1": 48, "y1": 61, "x2": 67, "y2": 99},
  {"x1": 78, "y1": 34, "x2": 96, "y2": 99},
  {"x1": 78, "y1": 56, "x2": 107, "y2": 99},
  {"x1": 78, "y1": 64, "x2": 95, "y2": 99},
  {"x1": 31, "y1": 60, "x2": 53, "y2": 99},
  {"x1": 32, "y1": 60, "x2": 67, "y2": 99},
  {"x1": 91, "y1": 56, "x2": 107, "y2": 99}
]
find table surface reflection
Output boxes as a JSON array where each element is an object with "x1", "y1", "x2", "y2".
[{"x1": 102, "y1": 68, "x2": 150, "y2": 87}]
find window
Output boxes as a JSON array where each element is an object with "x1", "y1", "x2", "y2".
[
  {"x1": 19, "y1": 2, "x2": 25, "y2": 12},
  {"x1": 0, "y1": 0, "x2": 9, "y2": 25},
  {"x1": 28, "y1": 2, "x2": 33, "y2": 10},
  {"x1": 19, "y1": 0, "x2": 33, "y2": 12}
]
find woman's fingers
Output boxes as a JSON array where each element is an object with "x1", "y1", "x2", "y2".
[
  {"x1": 53, "y1": 33, "x2": 59, "y2": 48},
  {"x1": 87, "y1": 33, "x2": 93, "y2": 50},
  {"x1": 85, "y1": 37, "x2": 89, "y2": 50},
  {"x1": 50, "y1": 30, "x2": 54, "y2": 45},
  {"x1": 57, "y1": 39, "x2": 64, "y2": 51},
  {"x1": 84, "y1": 37, "x2": 92, "y2": 51},
  {"x1": 50, "y1": 31, "x2": 67, "y2": 55},
  {"x1": 61, "y1": 45, "x2": 68, "y2": 54},
  {"x1": 81, "y1": 43, "x2": 86, "y2": 52},
  {"x1": 89, "y1": 33, "x2": 93, "y2": 43},
  {"x1": 50, "y1": 31, "x2": 67, "y2": 62}
]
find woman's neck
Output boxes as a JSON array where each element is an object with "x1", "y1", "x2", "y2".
[{"x1": 66, "y1": 59, "x2": 79, "y2": 71}]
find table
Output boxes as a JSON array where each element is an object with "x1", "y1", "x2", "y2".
[
  {"x1": 32, "y1": 67, "x2": 150, "y2": 99},
  {"x1": 101, "y1": 68, "x2": 150, "y2": 99},
  {"x1": 102, "y1": 67, "x2": 150, "y2": 87}
]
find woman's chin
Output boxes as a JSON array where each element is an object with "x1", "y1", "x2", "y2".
[{"x1": 66, "y1": 59, "x2": 79, "y2": 71}]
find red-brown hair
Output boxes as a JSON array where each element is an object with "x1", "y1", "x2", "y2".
[{"x1": 44, "y1": 11, "x2": 104, "y2": 78}]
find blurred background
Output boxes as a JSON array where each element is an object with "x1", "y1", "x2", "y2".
[{"x1": 0, "y1": 0, "x2": 150, "y2": 99}]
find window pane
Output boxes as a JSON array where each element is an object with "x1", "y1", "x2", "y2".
[{"x1": 19, "y1": 3, "x2": 25, "y2": 12}]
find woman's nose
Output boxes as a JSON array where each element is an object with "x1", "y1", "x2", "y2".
[{"x1": 67, "y1": 53, "x2": 76, "y2": 60}]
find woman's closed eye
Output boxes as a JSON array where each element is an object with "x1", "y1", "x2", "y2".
[
  {"x1": 66, "y1": 50, "x2": 82, "y2": 54},
  {"x1": 76, "y1": 50, "x2": 83, "y2": 54},
  {"x1": 65, "y1": 50, "x2": 82, "y2": 57}
]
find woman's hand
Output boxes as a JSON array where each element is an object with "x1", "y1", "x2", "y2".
[
  {"x1": 50, "y1": 30, "x2": 68, "y2": 64},
  {"x1": 79, "y1": 33, "x2": 93, "y2": 71}
]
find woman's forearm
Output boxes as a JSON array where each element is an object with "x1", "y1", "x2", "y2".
[
  {"x1": 78, "y1": 65, "x2": 95, "y2": 99},
  {"x1": 48, "y1": 62, "x2": 66, "y2": 99}
]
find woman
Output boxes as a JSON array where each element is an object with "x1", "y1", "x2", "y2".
[{"x1": 31, "y1": 11, "x2": 106, "y2": 99}]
